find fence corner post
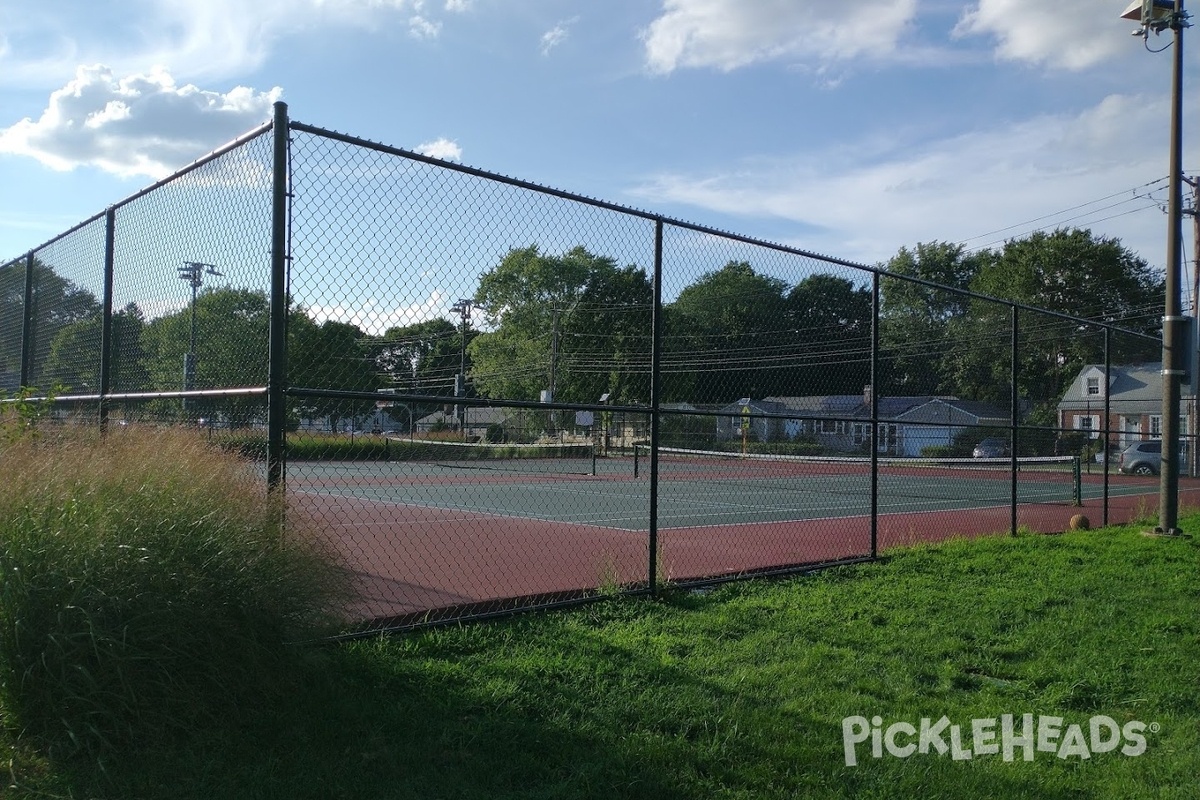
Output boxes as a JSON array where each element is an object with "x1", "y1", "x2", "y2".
[{"x1": 266, "y1": 101, "x2": 290, "y2": 493}]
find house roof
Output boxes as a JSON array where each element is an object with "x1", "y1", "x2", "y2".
[
  {"x1": 758, "y1": 394, "x2": 1007, "y2": 422},
  {"x1": 1058, "y1": 362, "x2": 1196, "y2": 412},
  {"x1": 415, "y1": 406, "x2": 514, "y2": 426},
  {"x1": 893, "y1": 397, "x2": 1008, "y2": 425},
  {"x1": 764, "y1": 395, "x2": 862, "y2": 414},
  {"x1": 717, "y1": 398, "x2": 789, "y2": 415}
]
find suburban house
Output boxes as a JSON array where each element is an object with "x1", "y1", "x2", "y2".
[
  {"x1": 873, "y1": 397, "x2": 1009, "y2": 456},
  {"x1": 714, "y1": 398, "x2": 791, "y2": 442},
  {"x1": 1057, "y1": 362, "x2": 1196, "y2": 448},
  {"x1": 412, "y1": 405, "x2": 516, "y2": 440},
  {"x1": 715, "y1": 389, "x2": 1008, "y2": 456}
]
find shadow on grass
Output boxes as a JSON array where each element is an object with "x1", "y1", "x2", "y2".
[
  {"x1": 40, "y1": 597, "x2": 1103, "y2": 800},
  {"x1": 55, "y1": 637, "x2": 690, "y2": 800}
]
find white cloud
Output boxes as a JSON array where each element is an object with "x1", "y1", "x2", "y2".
[
  {"x1": 540, "y1": 18, "x2": 578, "y2": 57},
  {"x1": 955, "y1": 0, "x2": 1135, "y2": 70},
  {"x1": 629, "y1": 92, "x2": 1187, "y2": 269},
  {"x1": 408, "y1": 15, "x2": 442, "y2": 39},
  {"x1": 641, "y1": 0, "x2": 918, "y2": 74},
  {"x1": 414, "y1": 137, "x2": 463, "y2": 162},
  {"x1": 0, "y1": 0, "x2": 462, "y2": 88},
  {"x1": 306, "y1": 291, "x2": 449, "y2": 335},
  {"x1": 0, "y1": 65, "x2": 281, "y2": 178}
]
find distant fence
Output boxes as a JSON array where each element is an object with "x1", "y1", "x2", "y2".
[{"x1": 3, "y1": 101, "x2": 1189, "y2": 634}]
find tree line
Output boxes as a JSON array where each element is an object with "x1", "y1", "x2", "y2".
[{"x1": 1, "y1": 227, "x2": 1162, "y2": 429}]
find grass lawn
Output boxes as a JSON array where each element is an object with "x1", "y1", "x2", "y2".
[{"x1": 6, "y1": 519, "x2": 1198, "y2": 799}]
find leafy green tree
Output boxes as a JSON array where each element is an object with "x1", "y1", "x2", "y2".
[
  {"x1": 972, "y1": 228, "x2": 1162, "y2": 331},
  {"x1": 878, "y1": 242, "x2": 982, "y2": 396},
  {"x1": 785, "y1": 273, "x2": 872, "y2": 396},
  {"x1": 289, "y1": 315, "x2": 381, "y2": 431},
  {"x1": 470, "y1": 246, "x2": 652, "y2": 403},
  {"x1": 142, "y1": 288, "x2": 270, "y2": 424},
  {"x1": 43, "y1": 303, "x2": 149, "y2": 393},
  {"x1": 0, "y1": 259, "x2": 101, "y2": 388},
  {"x1": 947, "y1": 228, "x2": 1162, "y2": 416},
  {"x1": 665, "y1": 261, "x2": 789, "y2": 402},
  {"x1": 555, "y1": 263, "x2": 652, "y2": 404},
  {"x1": 371, "y1": 318, "x2": 466, "y2": 396}
]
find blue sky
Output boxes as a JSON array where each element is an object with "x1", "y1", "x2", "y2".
[{"x1": 2, "y1": 0, "x2": 1197, "y2": 314}]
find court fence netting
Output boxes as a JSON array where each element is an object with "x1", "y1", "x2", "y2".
[{"x1": 3, "y1": 101, "x2": 1193, "y2": 635}]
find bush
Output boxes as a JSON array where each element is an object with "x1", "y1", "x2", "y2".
[
  {"x1": 284, "y1": 433, "x2": 391, "y2": 461},
  {"x1": 0, "y1": 426, "x2": 348, "y2": 757}
]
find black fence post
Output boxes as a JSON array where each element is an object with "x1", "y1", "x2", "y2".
[
  {"x1": 1103, "y1": 327, "x2": 1112, "y2": 527},
  {"x1": 20, "y1": 252, "x2": 34, "y2": 388},
  {"x1": 266, "y1": 100, "x2": 290, "y2": 493},
  {"x1": 648, "y1": 218, "x2": 664, "y2": 595},
  {"x1": 1010, "y1": 305, "x2": 1019, "y2": 536},
  {"x1": 98, "y1": 208, "x2": 116, "y2": 430},
  {"x1": 870, "y1": 271, "x2": 880, "y2": 559}
]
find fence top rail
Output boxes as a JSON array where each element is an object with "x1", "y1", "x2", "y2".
[
  {"x1": 2, "y1": 387, "x2": 269, "y2": 405},
  {"x1": 288, "y1": 118, "x2": 1159, "y2": 342},
  {"x1": 0, "y1": 110, "x2": 1160, "y2": 344}
]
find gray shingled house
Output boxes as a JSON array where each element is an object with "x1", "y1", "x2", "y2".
[{"x1": 1056, "y1": 362, "x2": 1197, "y2": 449}]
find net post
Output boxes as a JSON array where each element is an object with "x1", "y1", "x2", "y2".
[{"x1": 1080, "y1": 455, "x2": 1089, "y2": 506}]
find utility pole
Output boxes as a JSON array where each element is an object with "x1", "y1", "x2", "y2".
[
  {"x1": 176, "y1": 260, "x2": 221, "y2": 412},
  {"x1": 450, "y1": 299, "x2": 473, "y2": 437},
  {"x1": 549, "y1": 308, "x2": 560, "y2": 401},
  {"x1": 549, "y1": 307, "x2": 560, "y2": 434},
  {"x1": 1158, "y1": 1, "x2": 1186, "y2": 534},
  {"x1": 1123, "y1": 0, "x2": 1190, "y2": 535}
]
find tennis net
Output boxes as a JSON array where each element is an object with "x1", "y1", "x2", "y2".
[
  {"x1": 369, "y1": 438, "x2": 598, "y2": 477},
  {"x1": 634, "y1": 445, "x2": 1082, "y2": 505}
]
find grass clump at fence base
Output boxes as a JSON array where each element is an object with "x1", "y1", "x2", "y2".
[{"x1": 0, "y1": 426, "x2": 349, "y2": 759}]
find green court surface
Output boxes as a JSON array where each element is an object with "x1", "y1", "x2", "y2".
[{"x1": 284, "y1": 454, "x2": 1151, "y2": 531}]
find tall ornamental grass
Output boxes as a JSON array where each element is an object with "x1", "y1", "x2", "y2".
[{"x1": 0, "y1": 423, "x2": 349, "y2": 756}]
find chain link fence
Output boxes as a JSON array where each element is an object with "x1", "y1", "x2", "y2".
[{"x1": 3, "y1": 102, "x2": 1184, "y2": 634}]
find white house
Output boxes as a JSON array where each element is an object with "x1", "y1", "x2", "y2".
[{"x1": 1057, "y1": 363, "x2": 1196, "y2": 448}]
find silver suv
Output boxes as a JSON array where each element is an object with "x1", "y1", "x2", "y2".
[{"x1": 1118, "y1": 440, "x2": 1188, "y2": 476}]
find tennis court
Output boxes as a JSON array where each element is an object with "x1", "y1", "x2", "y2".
[
  {"x1": 287, "y1": 446, "x2": 1182, "y2": 628},
  {"x1": 290, "y1": 449, "x2": 1098, "y2": 530}
]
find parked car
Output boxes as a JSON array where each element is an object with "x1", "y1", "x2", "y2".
[
  {"x1": 1118, "y1": 439, "x2": 1189, "y2": 476},
  {"x1": 972, "y1": 437, "x2": 1009, "y2": 458}
]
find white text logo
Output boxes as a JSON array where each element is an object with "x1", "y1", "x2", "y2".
[{"x1": 841, "y1": 714, "x2": 1153, "y2": 766}]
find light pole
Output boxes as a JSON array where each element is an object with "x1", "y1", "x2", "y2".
[
  {"x1": 450, "y1": 298, "x2": 473, "y2": 436},
  {"x1": 177, "y1": 260, "x2": 222, "y2": 411},
  {"x1": 1122, "y1": 0, "x2": 1190, "y2": 534}
]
